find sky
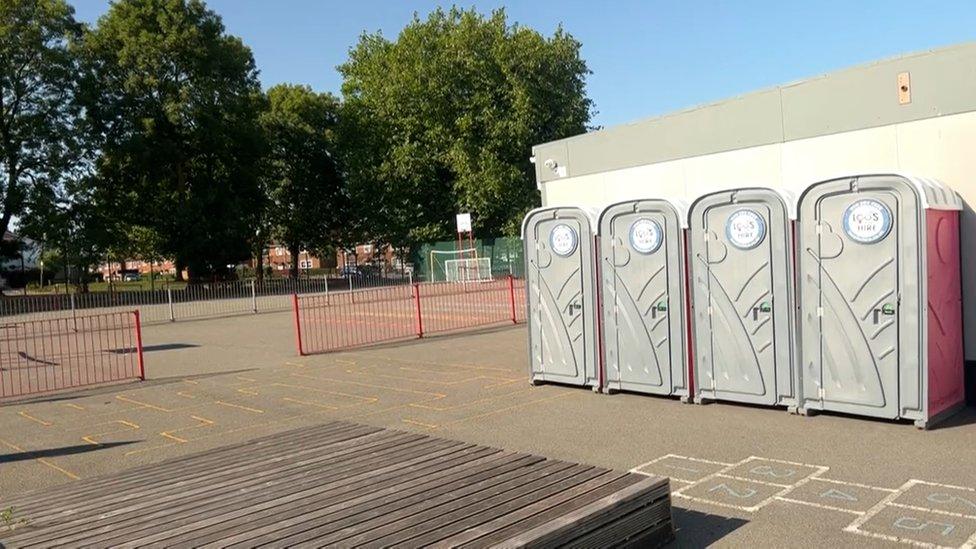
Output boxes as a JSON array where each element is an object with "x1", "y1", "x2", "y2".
[{"x1": 70, "y1": 0, "x2": 976, "y2": 129}]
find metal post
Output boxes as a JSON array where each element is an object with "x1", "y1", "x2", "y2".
[
  {"x1": 508, "y1": 274, "x2": 517, "y2": 324},
  {"x1": 167, "y1": 287, "x2": 175, "y2": 322},
  {"x1": 348, "y1": 276, "x2": 353, "y2": 293},
  {"x1": 70, "y1": 293, "x2": 77, "y2": 331},
  {"x1": 134, "y1": 310, "x2": 146, "y2": 380},
  {"x1": 413, "y1": 283, "x2": 424, "y2": 338},
  {"x1": 251, "y1": 279, "x2": 257, "y2": 313},
  {"x1": 292, "y1": 294, "x2": 304, "y2": 355},
  {"x1": 408, "y1": 271, "x2": 413, "y2": 287}
]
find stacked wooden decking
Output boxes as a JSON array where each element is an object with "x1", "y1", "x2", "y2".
[{"x1": 0, "y1": 421, "x2": 672, "y2": 548}]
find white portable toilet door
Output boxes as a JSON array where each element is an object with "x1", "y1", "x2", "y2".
[
  {"x1": 606, "y1": 211, "x2": 672, "y2": 391},
  {"x1": 813, "y1": 191, "x2": 900, "y2": 418},
  {"x1": 530, "y1": 215, "x2": 590, "y2": 385},
  {"x1": 700, "y1": 204, "x2": 777, "y2": 404}
]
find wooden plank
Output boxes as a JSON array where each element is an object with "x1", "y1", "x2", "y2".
[
  {"x1": 112, "y1": 442, "x2": 495, "y2": 548},
  {"x1": 1, "y1": 422, "x2": 674, "y2": 549},
  {"x1": 230, "y1": 454, "x2": 547, "y2": 548},
  {"x1": 8, "y1": 421, "x2": 376, "y2": 511},
  {"x1": 77, "y1": 437, "x2": 467, "y2": 548},
  {"x1": 11, "y1": 423, "x2": 389, "y2": 525},
  {"x1": 204, "y1": 450, "x2": 534, "y2": 549},
  {"x1": 496, "y1": 475, "x2": 670, "y2": 547},
  {"x1": 5, "y1": 431, "x2": 434, "y2": 547},
  {"x1": 453, "y1": 474, "x2": 643, "y2": 548},
  {"x1": 394, "y1": 467, "x2": 612, "y2": 548},
  {"x1": 300, "y1": 461, "x2": 584, "y2": 548}
]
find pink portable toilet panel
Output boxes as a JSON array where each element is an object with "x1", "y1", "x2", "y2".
[
  {"x1": 795, "y1": 174, "x2": 964, "y2": 428},
  {"x1": 925, "y1": 208, "x2": 965, "y2": 418}
]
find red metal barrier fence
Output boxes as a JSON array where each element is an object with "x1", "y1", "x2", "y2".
[
  {"x1": 0, "y1": 311, "x2": 145, "y2": 400},
  {"x1": 294, "y1": 276, "x2": 527, "y2": 355}
]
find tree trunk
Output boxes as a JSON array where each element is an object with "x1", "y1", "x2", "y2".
[
  {"x1": 175, "y1": 257, "x2": 185, "y2": 282},
  {"x1": 289, "y1": 243, "x2": 300, "y2": 279},
  {"x1": 255, "y1": 243, "x2": 265, "y2": 283}
]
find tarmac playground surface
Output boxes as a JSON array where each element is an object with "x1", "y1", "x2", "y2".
[{"x1": 2, "y1": 311, "x2": 976, "y2": 547}]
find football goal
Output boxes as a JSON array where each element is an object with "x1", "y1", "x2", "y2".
[{"x1": 430, "y1": 249, "x2": 492, "y2": 282}]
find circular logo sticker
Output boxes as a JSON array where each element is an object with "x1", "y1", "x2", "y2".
[
  {"x1": 725, "y1": 209, "x2": 766, "y2": 250},
  {"x1": 629, "y1": 218, "x2": 663, "y2": 254},
  {"x1": 843, "y1": 199, "x2": 892, "y2": 244},
  {"x1": 549, "y1": 224, "x2": 578, "y2": 257}
]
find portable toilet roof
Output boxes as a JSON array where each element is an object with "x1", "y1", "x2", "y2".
[
  {"x1": 687, "y1": 186, "x2": 798, "y2": 222},
  {"x1": 795, "y1": 173, "x2": 962, "y2": 212},
  {"x1": 597, "y1": 196, "x2": 690, "y2": 229},
  {"x1": 521, "y1": 206, "x2": 601, "y2": 239}
]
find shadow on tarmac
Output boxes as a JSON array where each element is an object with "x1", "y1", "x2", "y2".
[
  {"x1": 0, "y1": 441, "x2": 138, "y2": 464},
  {"x1": 669, "y1": 506, "x2": 749, "y2": 547}
]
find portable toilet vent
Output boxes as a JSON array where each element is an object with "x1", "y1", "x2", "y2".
[
  {"x1": 795, "y1": 174, "x2": 964, "y2": 428},
  {"x1": 598, "y1": 198, "x2": 690, "y2": 399},
  {"x1": 522, "y1": 206, "x2": 601, "y2": 390},
  {"x1": 688, "y1": 187, "x2": 797, "y2": 407}
]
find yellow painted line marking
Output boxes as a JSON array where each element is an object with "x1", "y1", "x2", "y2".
[
  {"x1": 334, "y1": 359, "x2": 356, "y2": 366},
  {"x1": 157, "y1": 416, "x2": 215, "y2": 446},
  {"x1": 271, "y1": 383, "x2": 377, "y2": 403},
  {"x1": 176, "y1": 391, "x2": 196, "y2": 399},
  {"x1": 160, "y1": 432, "x2": 188, "y2": 443},
  {"x1": 215, "y1": 401, "x2": 265, "y2": 414},
  {"x1": 182, "y1": 379, "x2": 199, "y2": 385},
  {"x1": 283, "y1": 361, "x2": 306, "y2": 368},
  {"x1": 81, "y1": 420, "x2": 141, "y2": 446},
  {"x1": 484, "y1": 377, "x2": 524, "y2": 388},
  {"x1": 345, "y1": 351, "x2": 512, "y2": 373},
  {"x1": 237, "y1": 388, "x2": 259, "y2": 396},
  {"x1": 0, "y1": 437, "x2": 79, "y2": 480},
  {"x1": 289, "y1": 372, "x2": 446, "y2": 398},
  {"x1": 401, "y1": 419, "x2": 439, "y2": 429},
  {"x1": 409, "y1": 387, "x2": 535, "y2": 411},
  {"x1": 18, "y1": 411, "x2": 52, "y2": 426},
  {"x1": 235, "y1": 376, "x2": 257, "y2": 382},
  {"x1": 282, "y1": 397, "x2": 339, "y2": 410},
  {"x1": 64, "y1": 403, "x2": 85, "y2": 411},
  {"x1": 116, "y1": 395, "x2": 173, "y2": 412}
]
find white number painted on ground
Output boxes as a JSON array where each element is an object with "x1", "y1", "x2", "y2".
[
  {"x1": 927, "y1": 492, "x2": 976, "y2": 511},
  {"x1": 750, "y1": 465, "x2": 796, "y2": 479},
  {"x1": 893, "y1": 517, "x2": 956, "y2": 536},
  {"x1": 820, "y1": 488, "x2": 858, "y2": 502},
  {"x1": 708, "y1": 483, "x2": 757, "y2": 499}
]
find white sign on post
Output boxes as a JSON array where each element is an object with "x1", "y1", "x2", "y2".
[{"x1": 456, "y1": 213, "x2": 472, "y2": 233}]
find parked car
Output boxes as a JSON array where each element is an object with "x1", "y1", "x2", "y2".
[
  {"x1": 122, "y1": 272, "x2": 141, "y2": 282},
  {"x1": 339, "y1": 265, "x2": 362, "y2": 278}
]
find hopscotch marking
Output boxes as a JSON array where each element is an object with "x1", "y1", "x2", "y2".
[{"x1": 632, "y1": 454, "x2": 976, "y2": 548}]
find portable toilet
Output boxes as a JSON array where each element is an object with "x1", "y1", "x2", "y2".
[
  {"x1": 598, "y1": 198, "x2": 691, "y2": 399},
  {"x1": 522, "y1": 206, "x2": 601, "y2": 390},
  {"x1": 688, "y1": 187, "x2": 797, "y2": 407},
  {"x1": 795, "y1": 174, "x2": 964, "y2": 428}
]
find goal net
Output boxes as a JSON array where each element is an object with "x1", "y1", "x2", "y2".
[
  {"x1": 445, "y1": 258, "x2": 492, "y2": 282},
  {"x1": 430, "y1": 249, "x2": 491, "y2": 282}
]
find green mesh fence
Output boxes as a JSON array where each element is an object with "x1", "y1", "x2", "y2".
[{"x1": 413, "y1": 236, "x2": 524, "y2": 282}]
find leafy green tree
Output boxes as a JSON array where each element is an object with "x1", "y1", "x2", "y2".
[
  {"x1": 0, "y1": 0, "x2": 82, "y2": 241},
  {"x1": 260, "y1": 84, "x2": 345, "y2": 279},
  {"x1": 338, "y1": 7, "x2": 591, "y2": 247},
  {"x1": 78, "y1": 0, "x2": 265, "y2": 281},
  {"x1": 19, "y1": 174, "x2": 117, "y2": 292}
]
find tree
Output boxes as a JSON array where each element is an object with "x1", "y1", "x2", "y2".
[
  {"x1": 338, "y1": 7, "x2": 591, "y2": 248},
  {"x1": 260, "y1": 84, "x2": 345, "y2": 279},
  {"x1": 78, "y1": 0, "x2": 265, "y2": 281},
  {"x1": 0, "y1": 0, "x2": 82, "y2": 241}
]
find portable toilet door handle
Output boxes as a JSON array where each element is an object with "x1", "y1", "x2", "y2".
[
  {"x1": 873, "y1": 302, "x2": 896, "y2": 323},
  {"x1": 651, "y1": 300, "x2": 668, "y2": 319},
  {"x1": 752, "y1": 301, "x2": 772, "y2": 321},
  {"x1": 568, "y1": 301, "x2": 583, "y2": 315}
]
